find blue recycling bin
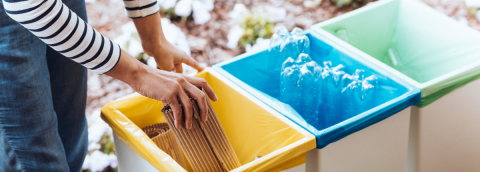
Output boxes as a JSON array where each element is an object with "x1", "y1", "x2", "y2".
[{"x1": 213, "y1": 30, "x2": 420, "y2": 172}]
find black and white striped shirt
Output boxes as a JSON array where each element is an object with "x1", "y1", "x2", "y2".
[{"x1": 2, "y1": 0, "x2": 159, "y2": 74}]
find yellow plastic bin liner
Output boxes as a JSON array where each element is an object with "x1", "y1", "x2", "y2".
[{"x1": 101, "y1": 68, "x2": 316, "y2": 172}]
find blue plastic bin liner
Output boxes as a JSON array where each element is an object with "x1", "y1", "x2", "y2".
[{"x1": 213, "y1": 30, "x2": 421, "y2": 148}]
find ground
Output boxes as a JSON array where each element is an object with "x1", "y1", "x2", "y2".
[{"x1": 84, "y1": 0, "x2": 480, "y2": 115}]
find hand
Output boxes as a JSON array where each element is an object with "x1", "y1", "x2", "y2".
[
  {"x1": 106, "y1": 49, "x2": 218, "y2": 129},
  {"x1": 148, "y1": 40, "x2": 204, "y2": 73},
  {"x1": 132, "y1": 12, "x2": 204, "y2": 73}
]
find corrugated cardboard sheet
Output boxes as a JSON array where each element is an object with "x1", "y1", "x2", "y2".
[
  {"x1": 142, "y1": 123, "x2": 187, "y2": 169},
  {"x1": 162, "y1": 90, "x2": 241, "y2": 172}
]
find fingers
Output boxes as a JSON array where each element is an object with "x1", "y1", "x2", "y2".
[
  {"x1": 177, "y1": 89, "x2": 193, "y2": 129},
  {"x1": 156, "y1": 58, "x2": 174, "y2": 72},
  {"x1": 184, "y1": 76, "x2": 218, "y2": 101},
  {"x1": 183, "y1": 56, "x2": 205, "y2": 71},
  {"x1": 182, "y1": 82, "x2": 209, "y2": 122},
  {"x1": 169, "y1": 100, "x2": 184, "y2": 129},
  {"x1": 174, "y1": 63, "x2": 183, "y2": 74}
]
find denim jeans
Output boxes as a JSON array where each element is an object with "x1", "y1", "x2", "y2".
[{"x1": 0, "y1": 0, "x2": 88, "y2": 171}]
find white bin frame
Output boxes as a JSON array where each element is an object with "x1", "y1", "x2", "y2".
[
  {"x1": 301, "y1": 107, "x2": 411, "y2": 172},
  {"x1": 313, "y1": 23, "x2": 480, "y2": 172},
  {"x1": 113, "y1": 134, "x2": 158, "y2": 172},
  {"x1": 406, "y1": 79, "x2": 480, "y2": 172}
]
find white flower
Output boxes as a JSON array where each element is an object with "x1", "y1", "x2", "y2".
[
  {"x1": 108, "y1": 154, "x2": 118, "y2": 168},
  {"x1": 229, "y1": 3, "x2": 248, "y2": 22},
  {"x1": 147, "y1": 58, "x2": 206, "y2": 75},
  {"x1": 113, "y1": 33, "x2": 131, "y2": 50},
  {"x1": 192, "y1": 0, "x2": 212, "y2": 24},
  {"x1": 147, "y1": 57, "x2": 157, "y2": 68},
  {"x1": 127, "y1": 39, "x2": 143, "y2": 57},
  {"x1": 88, "y1": 142, "x2": 101, "y2": 151},
  {"x1": 246, "y1": 38, "x2": 270, "y2": 52},
  {"x1": 82, "y1": 154, "x2": 91, "y2": 170},
  {"x1": 303, "y1": 0, "x2": 322, "y2": 8},
  {"x1": 227, "y1": 26, "x2": 244, "y2": 49},
  {"x1": 465, "y1": 0, "x2": 480, "y2": 8},
  {"x1": 114, "y1": 19, "x2": 191, "y2": 57},
  {"x1": 120, "y1": 22, "x2": 137, "y2": 36},
  {"x1": 161, "y1": 18, "x2": 191, "y2": 55},
  {"x1": 202, "y1": 0, "x2": 214, "y2": 11},
  {"x1": 175, "y1": 0, "x2": 214, "y2": 24},
  {"x1": 88, "y1": 109, "x2": 111, "y2": 144},
  {"x1": 477, "y1": 10, "x2": 480, "y2": 23},
  {"x1": 113, "y1": 22, "x2": 137, "y2": 49},
  {"x1": 84, "y1": 151, "x2": 117, "y2": 172},
  {"x1": 264, "y1": 6, "x2": 286, "y2": 22},
  {"x1": 159, "y1": 0, "x2": 177, "y2": 9},
  {"x1": 175, "y1": 0, "x2": 193, "y2": 16}
]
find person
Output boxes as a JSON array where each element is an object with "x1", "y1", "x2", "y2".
[{"x1": 0, "y1": 0, "x2": 217, "y2": 171}]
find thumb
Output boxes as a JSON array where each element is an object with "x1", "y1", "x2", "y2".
[{"x1": 156, "y1": 58, "x2": 174, "y2": 71}]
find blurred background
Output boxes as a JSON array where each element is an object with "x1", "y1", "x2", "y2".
[{"x1": 82, "y1": 0, "x2": 480, "y2": 171}]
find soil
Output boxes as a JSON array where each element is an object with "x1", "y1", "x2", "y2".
[{"x1": 84, "y1": 0, "x2": 480, "y2": 115}]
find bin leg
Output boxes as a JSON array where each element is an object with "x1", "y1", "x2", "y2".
[
  {"x1": 406, "y1": 107, "x2": 420, "y2": 172},
  {"x1": 306, "y1": 149, "x2": 320, "y2": 172}
]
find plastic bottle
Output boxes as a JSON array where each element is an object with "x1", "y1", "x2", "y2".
[
  {"x1": 269, "y1": 26, "x2": 290, "y2": 54},
  {"x1": 280, "y1": 54, "x2": 324, "y2": 127},
  {"x1": 290, "y1": 28, "x2": 310, "y2": 58},
  {"x1": 339, "y1": 69, "x2": 364, "y2": 120}
]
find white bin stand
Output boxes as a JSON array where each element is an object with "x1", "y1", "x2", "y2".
[
  {"x1": 406, "y1": 79, "x2": 480, "y2": 172},
  {"x1": 113, "y1": 134, "x2": 158, "y2": 172},
  {"x1": 299, "y1": 107, "x2": 411, "y2": 172},
  {"x1": 113, "y1": 108, "x2": 411, "y2": 172}
]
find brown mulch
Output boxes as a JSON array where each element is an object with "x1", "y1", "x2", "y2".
[{"x1": 84, "y1": 0, "x2": 480, "y2": 115}]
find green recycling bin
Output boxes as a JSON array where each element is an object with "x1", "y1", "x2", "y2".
[{"x1": 312, "y1": 0, "x2": 480, "y2": 171}]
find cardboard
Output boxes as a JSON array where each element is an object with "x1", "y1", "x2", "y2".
[
  {"x1": 142, "y1": 123, "x2": 188, "y2": 169},
  {"x1": 162, "y1": 90, "x2": 241, "y2": 172}
]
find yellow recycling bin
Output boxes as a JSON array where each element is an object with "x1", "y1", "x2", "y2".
[{"x1": 101, "y1": 68, "x2": 316, "y2": 172}]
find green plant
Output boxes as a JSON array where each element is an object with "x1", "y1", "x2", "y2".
[
  {"x1": 135, "y1": 52, "x2": 149, "y2": 65},
  {"x1": 331, "y1": 0, "x2": 368, "y2": 8},
  {"x1": 161, "y1": 7, "x2": 191, "y2": 22},
  {"x1": 468, "y1": 7, "x2": 479, "y2": 17},
  {"x1": 238, "y1": 8, "x2": 275, "y2": 48}
]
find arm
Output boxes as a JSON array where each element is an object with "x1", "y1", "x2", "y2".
[
  {"x1": 132, "y1": 12, "x2": 204, "y2": 73},
  {"x1": 2, "y1": 0, "x2": 216, "y2": 129}
]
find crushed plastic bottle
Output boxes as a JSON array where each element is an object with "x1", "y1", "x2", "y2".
[
  {"x1": 387, "y1": 48, "x2": 423, "y2": 82},
  {"x1": 269, "y1": 26, "x2": 290, "y2": 53},
  {"x1": 361, "y1": 75, "x2": 378, "y2": 100},
  {"x1": 280, "y1": 53, "x2": 323, "y2": 127},
  {"x1": 318, "y1": 61, "x2": 346, "y2": 126},
  {"x1": 335, "y1": 29, "x2": 349, "y2": 43},
  {"x1": 270, "y1": 27, "x2": 310, "y2": 68},
  {"x1": 290, "y1": 28, "x2": 310, "y2": 58},
  {"x1": 273, "y1": 27, "x2": 383, "y2": 129},
  {"x1": 339, "y1": 69, "x2": 364, "y2": 119}
]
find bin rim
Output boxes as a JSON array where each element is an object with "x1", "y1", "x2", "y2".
[
  {"x1": 212, "y1": 31, "x2": 421, "y2": 148},
  {"x1": 206, "y1": 69, "x2": 317, "y2": 171},
  {"x1": 311, "y1": 0, "x2": 480, "y2": 100},
  {"x1": 102, "y1": 68, "x2": 317, "y2": 171}
]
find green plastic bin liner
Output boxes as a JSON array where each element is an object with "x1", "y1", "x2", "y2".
[{"x1": 312, "y1": 0, "x2": 480, "y2": 107}]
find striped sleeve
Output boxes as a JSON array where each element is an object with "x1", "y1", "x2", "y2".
[
  {"x1": 123, "y1": 0, "x2": 159, "y2": 18},
  {"x1": 3, "y1": 0, "x2": 121, "y2": 74}
]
